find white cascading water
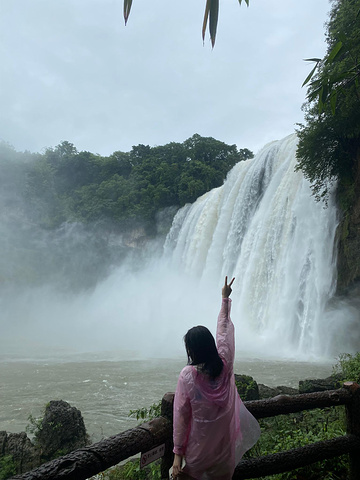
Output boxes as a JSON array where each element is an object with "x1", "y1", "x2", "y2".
[
  {"x1": 3, "y1": 133, "x2": 354, "y2": 361},
  {"x1": 164, "y1": 134, "x2": 339, "y2": 359}
]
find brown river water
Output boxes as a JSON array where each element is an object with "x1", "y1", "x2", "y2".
[{"x1": 0, "y1": 354, "x2": 333, "y2": 444}]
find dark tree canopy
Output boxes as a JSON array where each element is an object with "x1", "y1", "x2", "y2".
[
  {"x1": 0, "y1": 135, "x2": 253, "y2": 233},
  {"x1": 296, "y1": 0, "x2": 360, "y2": 205}
]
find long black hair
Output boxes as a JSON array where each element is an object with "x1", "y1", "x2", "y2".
[{"x1": 184, "y1": 326, "x2": 223, "y2": 379}]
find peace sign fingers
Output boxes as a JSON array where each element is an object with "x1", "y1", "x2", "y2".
[{"x1": 222, "y1": 276, "x2": 235, "y2": 298}]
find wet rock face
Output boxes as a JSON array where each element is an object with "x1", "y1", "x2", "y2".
[
  {"x1": 258, "y1": 384, "x2": 298, "y2": 399},
  {"x1": 336, "y1": 152, "x2": 360, "y2": 293},
  {"x1": 298, "y1": 375, "x2": 343, "y2": 394},
  {"x1": 0, "y1": 431, "x2": 40, "y2": 474},
  {"x1": 0, "y1": 400, "x2": 89, "y2": 475},
  {"x1": 36, "y1": 400, "x2": 89, "y2": 461}
]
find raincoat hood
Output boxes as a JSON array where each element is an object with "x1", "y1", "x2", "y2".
[{"x1": 189, "y1": 359, "x2": 233, "y2": 409}]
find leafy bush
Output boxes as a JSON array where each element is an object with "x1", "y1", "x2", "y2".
[
  {"x1": 128, "y1": 401, "x2": 162, "y2": 422},
  {"x1": 122, "y1": 460, "x2": 161, "y2": 480},
  {"x1": 0, "y1": 455, "x2": 17, "y2": 480},
  {"x1": 91, "y1": 459, "x2": 161, "y2": 480},
  {"x1": 296, "y1": 0, "x2": 360, "y2": 206},
  {"x1": 26, "y1": 412, "x2": 44, "y2": 438},
  {"x1": 333, "y1": 352, "x2": 360, "y2": 383},
  {"x1": 235, "y1": 374, "x2": 259, "y2": 400},
  {"x1": 247, "y1": 407, "x2": 348, "y2": 480}
]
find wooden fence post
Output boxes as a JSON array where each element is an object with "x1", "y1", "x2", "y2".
[
  {"x1": 160, "y1": 393, "x2": 175, "y2": 480},
  {"x1": 344, "y1": 382, "x2": 360, "y2": 480}
]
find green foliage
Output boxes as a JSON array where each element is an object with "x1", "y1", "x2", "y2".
[
  {"x1": 333, "y1": 351, "x2": 360, "y2": 383},
  {"x1": 128, "y1": 401, "x2": 162, "y2": 422},
  {"x1": 26, "y1": 413, "x2": 44, "y2": 438},
  {"x1": 1, "y1": 135, "x2": 250, "y2": 287},
  {"x1": 252, "y1": 408, "x2": 346, "y2": 456},
  {"x1": 0, "y1": 455, "x2": 17, "y2": 480},
  {"x1": 122, "y1": 460, "x2": 147, "y2": 479},
  {"x1": 235, "y1": 375, "x2": 259, "y2": 400},
  {"x1": 122, "y1": 459, "x2": 161, "y2": 480},
  {"x1": 91, "y1": 459, "x2": 161, "y2": 480},
  {"x1": 248, "y1": 407, "x2": 348, "y2": 480},
  {"x1": 296, "y1": 0, "x2": 360, "y2": 206},
  {"x1": 21, "y1": 135, "x2": 252, "y2": 232}
]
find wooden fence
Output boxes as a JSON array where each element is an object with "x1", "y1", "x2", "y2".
[{"x1": 10, "y1": 382, "x2": 360, "y2": 480}]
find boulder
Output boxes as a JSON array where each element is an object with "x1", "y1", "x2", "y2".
[
  {"x1": 0, "y1": 431, "x2": 40, "y2": 475},
  {"x1": 234, "y1": 374, "x2": 259, "y2": 400},
  {"x1": 298, "y1": 374, "x2": 343, "y2": 394},
  {"x1": 35, "y1": 400, "x2": 89, "y2": 461},
  {"x1": 0, "y1": 401, "x2": 88, "y2": 475},
  {"x1": 258, "y1": 384, "x2": 298, "y2": 399}
]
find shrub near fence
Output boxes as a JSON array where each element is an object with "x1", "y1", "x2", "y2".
[{"x1": 9, "y1": 382, "x2": 360, "y2": 480}]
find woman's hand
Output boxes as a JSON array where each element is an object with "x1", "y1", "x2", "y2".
[
  {"x1": 172, "y1": 453, "x2": 183, "y2": 478},
  {"x1": 222, "y1": 276, "x2": 235, "y2": 298}
]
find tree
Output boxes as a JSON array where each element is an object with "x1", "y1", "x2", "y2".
[
  {"x1": 301, "y1": 2, "x2": 360, "y2": 116},
  {"x1": 22, "y1": 134, "x2": 252, "y2": 232},
  {"x1": 296, "y1": 0, "x2": 360, "y2": 205},
  {"x1": 104, "y1": 151, "x2": 132, "y2": 179},
  {"x1": 123, "y1": 0, "x2": 250, "y2": 47}
]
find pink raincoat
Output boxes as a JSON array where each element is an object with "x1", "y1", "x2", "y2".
[{"x1": 173, "y1": 298, "x2": 261, "y2": 480}]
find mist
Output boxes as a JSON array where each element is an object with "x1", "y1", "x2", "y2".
[
  {"x1": 1, "y1": 136, "x2": 359, "y2": 363},
  {"x1": 0, "y1": 159, "x2": 215, "y2": 359},
  {"x1": 0, "y1": 245, "x2": 221, "y2": 360}
]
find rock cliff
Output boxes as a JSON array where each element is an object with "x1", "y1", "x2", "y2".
[
  {"x1": 336, "y1": 150, "x2": 360, "y2": 294},
  {"x1": 0, "y1": 400, "x2": 88, "y2": 476}
]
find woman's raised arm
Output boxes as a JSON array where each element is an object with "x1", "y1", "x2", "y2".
[{"x1": 216, "y1": 276, "x2": 235, "y2": 366}]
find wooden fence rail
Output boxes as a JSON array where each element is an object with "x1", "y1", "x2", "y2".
[{"x1": 10, "y1": 382, "x2": 360, "y2": 480}]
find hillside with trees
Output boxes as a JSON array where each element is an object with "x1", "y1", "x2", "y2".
[
  {"x1": 18, "y1": 134, "x2": 252, "y2": 232},
  {"x1": 0, "y1": 135, "x2": 252, "y2": 289},
  {"x1": 296, "y1": 0, "x2": 360, "y2": 293}
]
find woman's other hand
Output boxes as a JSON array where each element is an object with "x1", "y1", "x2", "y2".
[
  {"x1": 222, "y1": 276, "x2": 235, "y2": 298},
  {"x1": 172, "y1": 453, "x2": 183, "y2": 478}
]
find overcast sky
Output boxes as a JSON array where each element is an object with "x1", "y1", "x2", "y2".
[{"x1": 1, "y1": 0, "x2": 331, "y2": 157}]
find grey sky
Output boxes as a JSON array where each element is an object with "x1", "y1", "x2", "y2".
[{"x1": 1, "y1": 0, "x2": 331, "y2": 156}]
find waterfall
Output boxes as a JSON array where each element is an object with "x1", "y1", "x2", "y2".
[
  {"x1": 164, "y1": 134, "x2": 339, "y2": 358},
  {"x1": 2, "y1": 133, "x2": 353, "y2": 361}
]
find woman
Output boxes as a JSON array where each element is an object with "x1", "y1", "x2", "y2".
[{"x1": 172, "y1": 277, "x2": 260, "y2": 480}]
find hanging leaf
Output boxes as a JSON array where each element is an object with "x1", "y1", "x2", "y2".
[
  {"x1": 304, "y1": 58, "x2": 322, "y2": 62},
  {"x1": 320, "y1": 83, "x2": 329, "y2": 105},
  {"x1": 202, "y1": 0, "x2": 211, "y2": 44},
  {"x1": 125, "y1": 0, "x2": 250, "y2": 47},
  {"x1": 330, "y1": 92, "x2": 338, "y2": 115},
  {"x1": 209, "y1": 0, "x2": 219, "y2": 48},
  {"x1": 325, "y1": 41, "x2": 343, "y2": 65},
  {"x1": 124, "y1": 0, "x2": 133, "y2": 25},
  {"x1": 202, "y1": 0, "x2": 219, "y2": 48},
  {"x1": 318, "y1": 86, "x2": 324, "y2": 114},
  {"x1": 302, "y1": 63, "x2": 319, "y2": 87},
  {"x1": 305, "y1": 80, "x2": 323, "y2": 102}
]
